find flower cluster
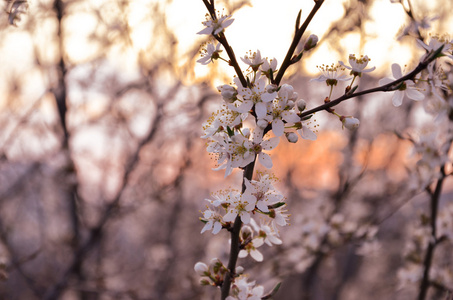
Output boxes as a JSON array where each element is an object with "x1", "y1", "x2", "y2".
[
  {"x1": 226, "y1": 276, "x2": 264, "y2": 300},
  {"x1": 195, "y1": 2, "x2": 453, "y2": 299},
  {"x1": 201, "y1": 55, "x2": 320, "y2": 177},
  {"x1": 398, "y1": 205, "x2": 453, "y2": 291},
  {"x1": 200, "y1": 174, "x2": 288, "y2": 243},
  {"x1": 407, "y1": 127, "x2": 452, "y2": 190}
]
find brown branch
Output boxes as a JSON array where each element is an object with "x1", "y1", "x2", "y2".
[
  {"x1": 221, "y1": 158, "x2": 257, "y2": 300},
  {"x1": 274, "y1": 0, "x2": 325, "y2": 85},
  {"x1": 299, "y1": 46, "x2": 443, "y2": 119},
  {"x1": 42, "y1": 102, "x2": 164, "y2": 300},
  {"x1": 200, "y1": 0, "x2": 247, "y2": 87},
  {"x1": 417, "y1": 165, "x2": 447, "y2": 300}
]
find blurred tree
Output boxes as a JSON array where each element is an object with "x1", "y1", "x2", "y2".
[{"x1": 0, "y1": 0, "x2": 451, "y2": 300}]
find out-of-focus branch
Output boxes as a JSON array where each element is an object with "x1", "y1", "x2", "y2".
[
  {"x1": 0, "y1": 218, "x2": 42, "y2": 298},
  {"x1": 42, "y1": 101, "x2": 164, "y2": 300},
  {"x1": 417, "y1": 165, "x2": 446, "y2": 300}
]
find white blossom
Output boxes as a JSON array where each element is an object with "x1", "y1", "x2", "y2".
[
  {"x1": 342, "y1": 116, "x2": 360, "y2": 130},
  {"x1": 238, "y1": 238, "x2": 264, "y2": 261},
  {"x1": 197, "y1": 43, "x2": 222, "y2": 65},
  {"x1": 379, "y1": 63, "x2": 424, "y2": 107},
  {"x1": 311, "y1": 63, "x2": 351, "y2": 86},
  {"x1": 198, "y1": 13, "x2": 234, "y2": 35},
  {"x1": 339, "y1": 54, "x2": 375, "y2": 76},
  {"x1": 226, "y1": 276, "x2": 264, "y2": 300}
]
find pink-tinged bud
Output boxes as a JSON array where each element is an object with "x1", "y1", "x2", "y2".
[
  {"x1": 341, "y1": 116, "x2": 360, "y2": 130},
  {"x1": 296, "y1": 99, "x2": 307, "y2": 111},
  {"x1": 286, "y1": 132, "x2": 298, "y2": 143},
  {"x1": 241, "y1": 225, "x2": 253, "y2": 240},
  {"x1": 200, "y1": 278, "x2": 211, "y2": 286},
  {"x1": 210, "y1": 258, "x2": 223, "y2": 274},
  {"x1": 266, "y1": 84, "x2": 278, "y2": 93},
  {"x1": 304, "y1": 34, "x2": 318, "y2": 51},
  {"x1": 194, "y1": 262, "x2": 209, "y2": 276},
  {"x1": 217, "y1": 85, "x2": 237, "y2": 103},
  {"x1": 257, "y1": 119, "x2": 269, "y2": 129}
]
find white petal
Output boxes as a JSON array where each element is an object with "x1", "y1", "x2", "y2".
[
  {"x1": 272, "y1": 119, "x2": 284, "y2": 137},
  {"x1": 255, "y1": 102, "x2": 268, "y2": 119},
  {"x1": 406, "y1": 89, "x2": 425, "y2": 101},
  {"x1": 240, "y1": 212, "x2": 251, "y2": 224},
  {"x1": 250, "y1": 249, "x2": 263, "y2": 262},
  {"x1": 212, "y1": 222, "x2": 223, "y2": 234},
  {"x1": 222, "y1": 18, "x2": 234, "y2": 29},
  {"x1": 223, "y1": 211, "x2": 237, "y2": 222},
  {"x1": 300, "y1": 126, "x2": 317, "y2": 140},
  {"x1": 391, "y1": 63, "x2": 403, "y2": 79},
  {"x1": 261, "y1": 137, "x2": 280, "y2": 150},
  {"x1": 254, "y1": 238, "x2": 264, "y2": 247},
  {"x1": 236, "y1": 100, "x2": 254, "y2": 113},
  {"x1": 238, "y1": 250, "x2": 248, "y2": 258},
  {"x1": 362, "y1": 66, "x2": 376, "y2": 73},
  {"x1": 282, "y1": 111, "x2": 301, "y2": 123},
  {"x1": 310, "y1": 75, "x2": 328, "y2": 82},
  {"x1": 379, "y1": 78, "x2": 394, "y2": 86},
  {"x1": 261, "y1": 92, "x2": 277, "y2": 102},
  {"x1": 201, "y1": 222, "x2": 212, "y2": 234},
  {"x1": 268, "y1": 235, "x2": 282, "y2": 245},
  {"x1": 256, "y1": 201, "x2": 269, "y2": 212},
  {"x1": 197, "y1": 27, "x2": 213, "y2": 35},
  {"x1": 392, "y1": 91, "x2": 404, "y2": 107},
  {"x1": 258, "y1": 152, "x2": 273, "y2": 169}
]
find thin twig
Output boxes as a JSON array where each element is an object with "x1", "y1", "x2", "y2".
[
  {"x1": 274, "y1": 0, "x2": 325, "y2": 85},
  {"x1": 417, "y1": 166, "x2": 446, "y2": 300},
  {"x1": 299, "y1": 47, "x2": 442, "y2": 119}
]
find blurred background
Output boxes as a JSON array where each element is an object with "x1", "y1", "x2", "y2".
[{"x1": 0, "y1": 0, "x2": 452, "y2": 299}]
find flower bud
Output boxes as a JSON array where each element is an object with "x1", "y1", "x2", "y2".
[
  {"x1": 242, "y1": 128, "x2": 251, "y2": 138},
  {"x1": 257, "y1": 119, "x2": 269, "y2": 129},
  {"x1": 241, "y1": 225, "x2": 253, "y2": 240},
  {"x1": 304, "y1": 34, "x2": 318, "y2": 51},
  {"x1": 235, "y1": 266, "x2": 244, "y2": 274},
  {"x1": 266, "y1": 84, "x2": 278, "y2": 93},
  {"x1": 194, "y1": 262, "x2": 209, "y2": 276},
  {"x1": 296, "y1": 99, "x2": 307, "y2": 111},
  {"x1": 279, "y1": 84, "x2": 294, "y2": 99},
  {"x1": 341, "y1": 116, "x2": 360, "y2": 130},
  {"x1": 200, "y1": 278, "x2": 211, "y2": 286},
  {"x1": 285, "y1": 132, "x2": 298, "y2": 143},
  {"x1": 289, "y1": 91, "x2": 298, "y2": 102},
  {"x1": 217, "y1": 85, "x2": 237, "y2": 103},
  {"x1": 210, "y1": 258, "x2": 223, "y2": 274}
]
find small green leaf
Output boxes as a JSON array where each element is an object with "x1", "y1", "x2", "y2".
[
  {"x1": 295, "y1": 9, "x2": 302, "y2": 32},
  {"x1": 291, "y1": 52, "x2": 303, "y2": 64},
  {"x1": 346, "y1": 85, "x2": 358, "y2": 95},
  {"x1": 268, "y1": 202, "x2": 286, "y2": 209},
  {"x1": 262, "y1": 282, "x2": 282, "y2": 299},
  {"x1": 226, "y1": 126, "x2": 234, "y2": 137}
]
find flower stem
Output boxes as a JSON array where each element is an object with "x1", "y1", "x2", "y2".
[{"x1": 221, "y1": 158, "x2": 257, "y2": 300}]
